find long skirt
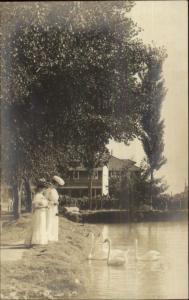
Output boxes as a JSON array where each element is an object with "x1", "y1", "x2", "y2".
[
  {"x1": 51, "y1": 205, "x2": 59, "y2": 242},
  {"x1": 26, "y1": 208, "x2": 48, "y2": 245},
  {"x1": 46, "y1": 206, "x2": 54, "y2": 241}
]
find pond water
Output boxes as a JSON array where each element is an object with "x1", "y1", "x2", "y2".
[{"x1": 85, "y1": 221, "x2": 188, "y2": 299}]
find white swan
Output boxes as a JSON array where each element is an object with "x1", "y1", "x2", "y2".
[
  {"x1": 87, "y1": 232, "x2": 107, "y2": 260},
  {"x1": 135, "y1": 239, "x2": 160, "y2": 261},
  {"x1": 103, "y1": 238, "x2": 129, "y2": 266}
]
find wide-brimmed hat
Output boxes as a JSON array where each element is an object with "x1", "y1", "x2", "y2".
[{"x1": 52, "y1": 175, "x2": 65, "y2": 186}]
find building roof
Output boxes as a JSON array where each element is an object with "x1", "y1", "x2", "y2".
[
  {"x1": 68, "y1": 155, "x2": 139, "y2": 171},
  {"x1": 108, "y1": 155, "x2": 137, "y2": 171},
  {"x1": 129, "y1": 165, "x2": 141, "y2": 172}
]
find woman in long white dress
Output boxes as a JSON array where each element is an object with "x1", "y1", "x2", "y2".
[
  {"x1": 26, "y1": 182, "x2": 49, "y2": 246},
  {"x1": 44, "y1": 176, "x2": 65, "y2": 242},
  {"x1": 45, "y1": 186, "x2": 59, "y2": 241}
]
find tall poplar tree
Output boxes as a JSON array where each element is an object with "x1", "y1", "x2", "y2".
[{"x1": 138, "y1": 46, "x2": 167, "y2": 208}]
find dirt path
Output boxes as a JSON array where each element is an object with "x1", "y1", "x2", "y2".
[
  {"x1": 0, "y1": 213, "x2": 26, "y2": 262},
  {"x1": 0, "y1": 240, "x2": 27, "y2": 262}
]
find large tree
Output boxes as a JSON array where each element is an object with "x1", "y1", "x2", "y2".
[
  {"x1": 1, "y1": 2, "x2": 151, "y2": 215},
  {"x1": 138, "y1": 45, "x2": 167, "y2": 208}
]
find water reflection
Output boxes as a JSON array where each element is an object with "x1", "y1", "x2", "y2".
[{"x1": 86, "y1": 221, "x2": 188, "y2": 299}]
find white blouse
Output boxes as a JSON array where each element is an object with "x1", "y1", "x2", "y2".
[{"x1": 44, "y1": 188, "x2": 59, "y2": 205}]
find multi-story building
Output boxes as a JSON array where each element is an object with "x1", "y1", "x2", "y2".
[
  {"x1": 108, "y1": 155, "x2": 139, "y2": 178},
  {"x1": 59, "y1": 155, "x2": 140, "y2": 197},
  {"x1": 59, "y1": 164, "x2": 108, "y2": 197}
]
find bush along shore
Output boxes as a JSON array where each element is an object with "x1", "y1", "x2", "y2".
[{"x1": 1, "y1": 214, "x2": 100, "y2": 300}]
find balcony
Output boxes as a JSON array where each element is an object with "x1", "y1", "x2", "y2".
[{"x1": 59, "y1": 178, "x2": 102, "y2": 188}]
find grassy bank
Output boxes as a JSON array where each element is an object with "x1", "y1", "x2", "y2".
[{"x1": 1, "y1": 214, "x2": 100, "y2": 300}]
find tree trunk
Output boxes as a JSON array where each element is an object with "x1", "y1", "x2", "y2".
[
  {"x1": 88, "y1": 174, "x2": 93, "y2": 210},
  {"x1": 150, "y1": 169, "x2": 154, "y2": 210},
  {"x1": 19, "y1": 179, "x2": 24, "y2": 209},
  {"x1": 25, "y1": 179, "x2": 32, "y2": 212},
  {"x1": 131, "y1": 182, "x2": 135, "y2": 220},
  {"x1": 13, "y1": 182, "x2": 21, "y2": 219},
  {"x1": 128, "y1": 182, "x2": 134, "y2": 221}
]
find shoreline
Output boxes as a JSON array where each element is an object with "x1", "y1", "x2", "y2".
[
  {"x1": 0, "y1": 213, "x2": 100, "y2": 300},
  {"x1": 63, "y1": 208, "x2": 188, "y2": 223}
]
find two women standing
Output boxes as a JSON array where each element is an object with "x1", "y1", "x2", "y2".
[{"x1": 26, "y1": 176, "x2": 65, "y2": 247}]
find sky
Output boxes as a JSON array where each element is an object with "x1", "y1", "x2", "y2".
[{"x1": 108, "y1": 0, "x2": 188, "y2": 194}]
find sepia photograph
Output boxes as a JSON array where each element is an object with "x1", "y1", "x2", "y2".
[{"x1": 0, "y1": 1, "x2": 188, "y2": 299}]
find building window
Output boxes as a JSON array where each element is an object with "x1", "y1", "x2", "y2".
[
  {"x1": 73, "y1": 171, "x2": 79, "y2": 180},
  {"x1": 110, "y1": 170, "x2": 120, "y2": 178}
]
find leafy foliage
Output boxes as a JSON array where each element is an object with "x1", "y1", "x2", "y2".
[
  {"x1": 1, "y1": 2, "x2": 168, "y2": 215},
  {"x1": 109, "y1": 161, "x2": 168, "y2": 210},
  {"x1": 138, "y1": 45, "x2": 167, "y2": 174},
  {"x1": 1, "y1": 1, "x2": 146, "y2": 185}
]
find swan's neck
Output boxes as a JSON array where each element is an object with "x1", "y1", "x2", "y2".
[
  {"x1": 135, "y1": 240, "x2": 138, "y2": 260},
  {"x1": 89, "y1": 235, "x2": 95, "y2": 257},
  {"x1": 107, "y1": 240, "x2": 111, "y2": 263}
]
